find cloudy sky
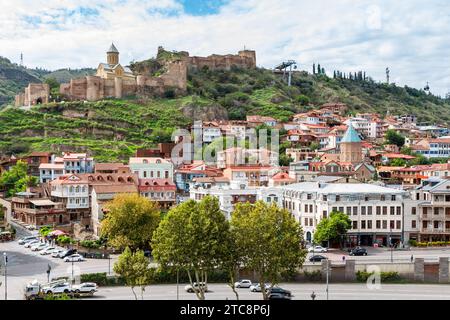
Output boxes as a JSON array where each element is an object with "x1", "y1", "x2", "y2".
[{"x1": 1, "y1": 0, "x2": 449, "y2": 95}]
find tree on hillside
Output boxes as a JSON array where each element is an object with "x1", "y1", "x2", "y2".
[
  {"x1": 390, "y1": 158, "x2": 406, "y2": 167},
  {"x1": 231, "y1": 201, "x2": 306, "y2": 300},
  {"x1": 100, "y1": 194, "x2": 161, "y2": 250},
  {"x1": 0, "y1": 160, "x2": 37, "y2": 197},
  {"x1": 385, "y1": 129, "x2": 405, "y2": 148},
  {"x1": 152, "y1": 196, "x2": 230, "y2": 300},
  {"x1": 113, "y1": 247, "x2": 152, "y2": 300},
  {"x1": 313, "y1": 211, "x2": 352, "y2": 247}
]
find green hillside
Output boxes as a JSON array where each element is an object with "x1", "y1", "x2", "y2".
[{"x1": 1, "y1": 65, "x2": 450, "y2": 162}]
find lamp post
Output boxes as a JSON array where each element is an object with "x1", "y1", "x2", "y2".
[
  {"x1": 390, "y1": 228, "x2": 393, "y2": 263},
  {"x1": 3, "y1": 253, "x2": 7, "y2": 300},
  {"x1": 176, "y1": 269, "x2": 179, "y2": 301},
  {"x1": 325, "y1": 258, "x2": 329, "y2": 301}
]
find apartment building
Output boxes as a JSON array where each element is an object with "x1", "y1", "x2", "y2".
[
  {"x1": 280, "y1": 182, "x2": 411, "y2": 246},
  {"x1": 129, "y1": 157, "x2": 174, "y2": 180}
]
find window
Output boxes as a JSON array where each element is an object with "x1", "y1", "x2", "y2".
[
  {"x1": 353, "y1": 207, "x2": 358, "y2": 215},
  {"x1": 416, "y1": 193, "x2": 419, "y2": 200},
  {"x1": 361, "y1": 221, "x2": 366, "y2": 229},
  {"x1": 323, "y1": 195, "x2": 327, "y2": 201},
  {"x1": 376, "y1": 220, "x2": 381, "y2": 229},
  {"x1": 307, "y1": 194, "x2": 312, "y2": 200},
  {"x1": 390, "y1": 221, "x2": 395, "y2": 229},
  {"x1": 310, "y1": 204, "x2": 313, "y2": 212},
  {"x1": 382, "y1": 221, "x2": 387, "y2": 229},
  {"x1": 361, "y1": 207, "x2": 366, "y2": 215},
  {"x1": 412, "y1": 207, "x2": 416, "y2": 215},
  {"x1": 309, "y1": 218, "x2": 313, "y2": 226},
  {"x1": 381, "y1": 195, "x2": 386, "y2": 201},
  {"x1": 412, "y1": 220, "x2": 417, "y2": 228},
  {"x1": 165, "y1": 171, "x2": 169, "y2": 179},
  {"x1": 336, "y1": 195, "x2": 341, "y2": 202},
  {"x1": 383, "y1": 207, "x2": 387, "y2": 215},
  {"x1": 157, "y1": 171, "x2": 161, "y2": 178},
  {"x1": 396, "y1": 221, "x2": 401, "y2": 230},
  {"x1": 390, "y1": 207, "x2": 395, "y2": 215},
  {"x1": 339, "y1": 207, "x2": 344, "y2": 213},
  {"x1": 434, "y1": 221, "x2": 439, "y2": 229},
  {"x1": 305, "y1": 204, "x2": 308, "y2": 213},
  {"x1": 144, "y1": 171, "x2": 147, "y2": 178},
  {"x1": 332, "y1": 207, "x2": 338, "y2": 212},
  {"x1": 434, "y1": 208, "x2": 440, "y2": 215},
  {"x1": 364, "y1": 196, "x2": 369, "y2": 201},
  {"x1": 323, "y1": 211, "x2": 328, "y2": 219},
  {"x1": 396, "y1": 207, "x2": 401, "y2": 215},
  {"x1": 346, "y1": 207, "x2": 351, "y2": 215},
  {"x1": 391, "y1": 195, "x2": 396, "y2": 201},
  {"x1": 368, "y1": 207, "x2": 373, "y2": 215},
  {"x1": 305, "y1": 218, "x2": 309, "y2": 226},
  {"x1": 368, "y1": 220, "x2": 372, "y2": 229},
  {"x1": 352, "y1": 221, "x2": 358, "y2": 229},
  {"x1": 376, "y1": 206, "x2": 381, "y2": 215}
]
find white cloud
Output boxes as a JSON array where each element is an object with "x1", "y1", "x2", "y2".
[{"x1": 1, "y1": 0, "x2": 449, "y2": 95}]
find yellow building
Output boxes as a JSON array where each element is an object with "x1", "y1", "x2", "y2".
[{"x1": 96, "y1": 43, "x2": 135, "y2": 80}]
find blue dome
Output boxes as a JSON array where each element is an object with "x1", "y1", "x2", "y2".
[{"x1": 341, "y1": 125, "x2": 361, "y2": 143}]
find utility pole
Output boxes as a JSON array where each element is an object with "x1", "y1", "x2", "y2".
[
  {"x1": 3, "y1": 253, "x2": 7, "y2": 300},
  {"x1": 326, "y1": 258, "x2": 329, "y2": 301},
  {"x1": 386, "y1": 67, "x2": 390, "y2": 84},
  {"x1": 20, "y1": 53, "x2": 23, "y2": 67}
]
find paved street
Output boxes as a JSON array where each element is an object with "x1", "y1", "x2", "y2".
[
  {"x1": 1, "y1": 223, "x2": 450, "y2": 300},
  {"x1": 93, "y1": 283, "x2": 450, "y2": 300}
]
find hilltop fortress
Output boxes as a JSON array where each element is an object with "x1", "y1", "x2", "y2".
[{"x1": 15, "y1": 45, "x2": 256, "y2": 107}]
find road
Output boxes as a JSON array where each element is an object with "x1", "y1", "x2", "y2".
[
  {"x1": 93, "y1": 283, "x2": 450, "y2": 300},
  {"x1": 1, "y1": 223, "x2": 450, "y2": 300},
  {"x1": 0, "y1": 223, "x2": 119, "y2": 300}
]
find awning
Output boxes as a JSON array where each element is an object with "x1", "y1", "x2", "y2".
[
  {"x1": 29, "y1": 199, "x2": 57, "y2": 206},
  {"x1": 49, "y1": 230, "x2": 66, "y2": 236}
]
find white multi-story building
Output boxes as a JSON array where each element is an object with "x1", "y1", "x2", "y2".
[
  {"x1": 280, "y1": 182, "x2": 412, "y2": 246},
  {"x1": 129, "y1": 157, "x2": 174, "y2": 180}
]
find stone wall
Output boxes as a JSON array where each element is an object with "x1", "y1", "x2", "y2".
[
  {"x1": 188, "y1": 50, "x2": 256, "y2": 71},
  {"x1": 14, "y1": 83, "x2": 50, "y2": 107}
]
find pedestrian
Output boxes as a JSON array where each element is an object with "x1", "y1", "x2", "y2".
[
  {"x1": 311, "y1": 291, "x2": 316, "y2": 301},
  {"x1": 342, "y1": 255, "x2": 346, "y2": 262},
  {"x1": 411, "y1": 255, "x2": 414, "y2": 263}
]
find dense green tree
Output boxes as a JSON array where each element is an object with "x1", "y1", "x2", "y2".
[
  {"x1": 114, "y1": 247, "x2": 152, "y2": 300},
  {"x1": 152, "y1": 196, "x2": 230, "y2": 300},
  {"x1": 385, "y1": 129, "x2": 405, "y2": 147},
  {"x1": 231, "y1": 201, "x2": 306, "y2": 300},
  {"x1": 313, "y1": 211, "x2": 352, "y2": 247},
  {"x1": 390, "y1": 158, "x2": 406, "y2": 167},
  {"x1": 100, "y1": 194, "x2": 161, "y2": 250},
  {"x1": 0, "y1": 160, "x2": 37, "y2": 197}
]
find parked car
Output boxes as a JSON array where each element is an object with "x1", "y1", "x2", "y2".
[
  {"x1": 42, "y1": 282, "x2": 71, "y2": 295},
  {"x1": 185, "y1": 282, "x2": 208, "y2": 293},
  {"x1": 31, "y1": 243, "x2": 48, "y2": 252},
  {"x1": 40, "y1": 247, "x2": 56, "y2": 255},
  {"x1": 249, "y1": 283, "x2": 270, "y2": 293},
  {"x1": 25, "y1": 225, "x2": 36, "y2": 231},
  {"x1": 234, "y1": 279, "x2": 253, "y2": 288},
  {"x1": 308, "y1": 246, "x2": 328, "y2": 253},
  {"x1": 268, "y1": 292, "x2": 292, "y2": 300},
  {"x1": 24, "y1": 240, "x2": 40, "y2": 248},
  {"x1": 72, "y1": 283, "x2": 98, "y2": 294},
  {"x1": 18, "y1": 236, "x2": 39, "y2": 245},
  {"x1": 267, "y1": 287, "x2": 292, "y2": 298},
  {"x1": 309, "y1": 255, "x2": 327, "y2": 262},
  {"x1": 349, "y1": 247, "x2": 368, "y2": 256},
  {"x1": 59, "y1": 249, "x2": 78, "y2": 259},
  {"x1": 64, "y1": 254, "x2": 85, "y2": 262},
  {"x1": 52, "y1": 249, "x2": 65, "y2": 258}
]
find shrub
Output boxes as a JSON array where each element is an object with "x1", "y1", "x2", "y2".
[
  {"x1": 80, "y1": 273, "x2": 126, "y2": 286},
  {"x1": 356, "y1": 271, "x2": 401, "y2": 282},
  {"x1": 80, "y1": 240, "x2": 102, "y2": 249},
  {"x1": 304, "y1": 270, "x2": 322, "y2": 282}
]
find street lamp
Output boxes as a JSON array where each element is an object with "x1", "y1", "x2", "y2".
[
  {"x1": 3, "y1": 253, "x2": 7, "y2": 300},
  {"x1": 325, "y1": 258, "x2": 330, "y2": 301}
]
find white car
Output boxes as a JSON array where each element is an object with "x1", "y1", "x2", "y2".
[
  {"x1": 52, "y1": 249, "x2": 65, "y2": 258},
  {"x1": 250, "y1": 283, "x2": 270, "y2": 292},
  {"x1": 234, "y1": 279, "x2": 253, "y2": 288},
  {"x1": 185, "y1": 282, "x2": 208, "y2": 293},
  {"x1": 25, "y1": 240, "x2": 41, "y2": 248},
  {"x1": 42, "y1": 282, "x2": 72, "y2": 295},
  {"x1": 40, "y1": 247, "x2": 56, "y2": 255},
  {"x1": 72, "y1": 283, "x2": 98, "y2": 294},
  {"x1": 18, "y1": 236, "x2": 39, "y2": 245},
  {"x1": 308, "y1": 246, "x2": 328, "y2": 253},
  {"x1": 31, "y1": 243, "x2": 48, "y2": 252},
  {"x1": 64, "y1": 254, "x2": 85, "y2": 262}
]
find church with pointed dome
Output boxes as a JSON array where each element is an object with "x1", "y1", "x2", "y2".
[{"x1": 340, "y1": 124, "x2": 363, "y2": 164}]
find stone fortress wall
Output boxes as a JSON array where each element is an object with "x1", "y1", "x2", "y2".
[{"x1": 15, "y1": 46, "x2": 256, "y2": 106}]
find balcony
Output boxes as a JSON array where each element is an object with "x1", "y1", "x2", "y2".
[{"x1": 420, "y1": 228, "x2": 450, "y2": 234}]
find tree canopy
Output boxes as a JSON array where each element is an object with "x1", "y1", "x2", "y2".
[
  {"x1": 113, "y1": 247, "x2": 152, "y2": 300},
  {"x1": 313, "y1": 211, "x2": 352, "y2": 246},
  {"x1": 100, "y1": 194, "x2": 161, "y2": 250},
  {"x1": 0, "y1": 160, "x2": 37, "y2": 197},
  {"x1": 231, "y1": 201, "x2": 306, "y2": 300},
  {"x1": 385, "y1": 129, "x2": 405, "y2": 148},
  {"x1": 152, "y1": 196, "x2": 230, "y2": 300}
]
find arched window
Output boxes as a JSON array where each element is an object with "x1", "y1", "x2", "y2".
[{"x1": 59, "y1": 215, "x2": 63, "y2": 224}]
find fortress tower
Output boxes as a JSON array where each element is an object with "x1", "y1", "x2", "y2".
[{"x1": 107, "y1": 43, "x2": 120, "y2": 65}]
